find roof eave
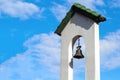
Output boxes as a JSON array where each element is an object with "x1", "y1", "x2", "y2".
[{"x1": 55, "y1": 3, "x2": 106, "y2": 36}]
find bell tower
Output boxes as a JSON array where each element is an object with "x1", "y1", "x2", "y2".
[{"x1": 55, "y1": 3, "x2": 106, "y2": 80}]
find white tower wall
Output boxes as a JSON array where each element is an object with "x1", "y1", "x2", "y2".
[{"x1": 60, "y1": 13, "x2": 100, "y2": 80}]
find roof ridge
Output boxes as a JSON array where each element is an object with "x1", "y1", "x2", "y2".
[{"x1": 73, "y1": 3, "x2": 98, "y2": 16}]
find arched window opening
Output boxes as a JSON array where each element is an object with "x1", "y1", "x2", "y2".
[{"x1": 73, "y1": 36, "x2": 86, "y2": 80}]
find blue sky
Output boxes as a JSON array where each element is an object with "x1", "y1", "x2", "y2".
[{"x1": 0, "y1": 0, "x2": 120, "y2": 80}]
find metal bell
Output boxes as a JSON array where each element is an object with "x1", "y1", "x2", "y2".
[
  {"x1": 73, "y1": 38, "x2": 84, "y2": 59},
  {"x1": 73, "y1": 46, "x2": 84, "y2": 59}
]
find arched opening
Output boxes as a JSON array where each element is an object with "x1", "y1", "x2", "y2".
[{"x1": 72, "y1": 35, "x2": 86, "y2": 80}]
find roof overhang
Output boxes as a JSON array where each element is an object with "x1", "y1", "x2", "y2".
[{"x1": 55, "y1": 3, "x2": 106, "y2": 36}]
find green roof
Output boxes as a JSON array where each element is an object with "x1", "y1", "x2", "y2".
[{"x1": 55, "y1": 3, "x2": 106, "y2": 36}]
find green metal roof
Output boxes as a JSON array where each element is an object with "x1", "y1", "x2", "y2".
[{"x1": 55, "y1": 3, "x2": 106, "y2": 36}]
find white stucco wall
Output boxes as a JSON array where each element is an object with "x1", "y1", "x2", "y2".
[{"x1": 60, "y1": 13, "x2": 100, "y2": 80}]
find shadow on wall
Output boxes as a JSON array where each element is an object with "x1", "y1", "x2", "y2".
[{"x1": 70, "y1": 13, "x2": 94, "y2": 30}]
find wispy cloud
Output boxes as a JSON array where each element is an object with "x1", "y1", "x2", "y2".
[
  {"x1": 0, "y1": 0, "x2": 43, "y2": 19},
  {"x1": 110, "y1": 0, "x2": 120, "y2": 8},
  {"x1": 100, "y1": 30, "x2": 120, "y2": 70},
  {"x1": 67, "y1": 0, "x2": 104, "y2": 10},
  {"x1": 51, "y1": 0, "x2": 105, "y2": 21},
  {"x1": 51, "y1": 3, "x2": 68, "y2": 21},
  {"x1": 0, "y1": 33, "x2": 61, "y2": 80},
  {"x1": 1, "y1": 29, "x2": 120, "y2": 80}
]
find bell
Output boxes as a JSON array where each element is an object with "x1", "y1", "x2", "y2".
[{"x1": 73, "y1": 46, "x2": 84, "y2": 59}]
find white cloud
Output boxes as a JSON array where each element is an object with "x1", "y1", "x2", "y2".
[
  {"x1": 0, "y1": 0, "x2": 42, "y2": 19},
  {"x1": 51, "y1": 3, "x2": 68, "y2": 21},
  {"x1": 110, "y1": 0, "x2": 120, "y2": 7},
  {"x1": 1, "y1": 29, "x2": 120, "y2": 80},
  {"x1": 34, "y1": 78, "x2": 42, "y2": 80},
  {"x1": 51, "y1": 0, "x2": 105, "y2": 21},
  {"x1": 100, "y1": 30, "x2": 120, "y2": 70},
  {"x1": 0, "y1": 32, "x2": 61, "y2": 80},
  {"x1": 68, "y1": 0, "x2": 104, "y2": 10}
]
